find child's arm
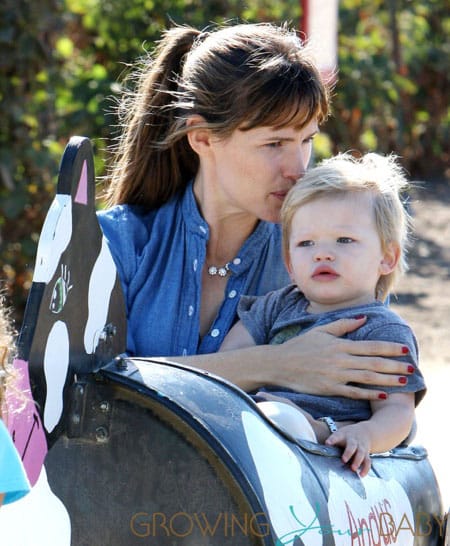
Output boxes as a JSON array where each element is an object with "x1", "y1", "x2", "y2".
[
  {"x1": 219, "y1": 320, "x2": 257, "y2": 351},
  {"x1": 324, "y1": 392, "x2": 415, "y2": 477}
]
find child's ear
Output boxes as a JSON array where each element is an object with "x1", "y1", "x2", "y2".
[
  {"x1": 380, "y1": 242, "x2": 400, "y2": 275},
  {"x1": 284, "y1": 254, "x2": 295, "y2": 281}
]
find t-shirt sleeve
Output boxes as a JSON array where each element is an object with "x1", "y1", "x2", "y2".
[
  {"x1": 237, "y1": 295, "x2": 272, "y2": 345},
  {"x1": 357, "y1": 321, "x2": 426, "y2": 406},
  {"x1": 0, "y1": 420, "x2": 31, "y2": 505},
  {"x1": 237, "y1": 286, "x2": 295, "y2": 345}
]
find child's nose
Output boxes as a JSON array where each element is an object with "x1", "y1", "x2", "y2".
[{"x1": 313, "y1": 247, "x2": 335, "y2": 261}]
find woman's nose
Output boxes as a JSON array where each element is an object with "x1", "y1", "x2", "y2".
[{"x1": 283, "y1": 150, "x2": 308, "y2": 181}]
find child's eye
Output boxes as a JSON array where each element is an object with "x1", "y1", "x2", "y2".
[
  {"x1": 337, "y1": 237, "x2": 355, "y2": 244},
  {"x1": 297, "y1": 240, "x2": 314, "y2": 247}
]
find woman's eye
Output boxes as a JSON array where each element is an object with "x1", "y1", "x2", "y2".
[
  {"x1": 266, "y1": 141, "x2": 282, "y2": 148},
  {"x1": 337, "y1": 237, "x2": 355, "y2": 244}
]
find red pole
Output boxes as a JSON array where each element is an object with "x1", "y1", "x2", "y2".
[
  {"x1": 298, "y1": 0, "x2": 339, "y2": 84},
  {"x1": 299, "y1": 0, "x2": 309, "y2": 37}
]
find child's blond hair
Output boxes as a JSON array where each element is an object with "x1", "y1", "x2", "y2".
[
  {"x1": 281, "y1": 152, "x2": 412, "y2": 301},
  {"x1": 0, "y1": 297, "x2": 17, "y2": 416}
]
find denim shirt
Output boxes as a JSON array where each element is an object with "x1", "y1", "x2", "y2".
[{"x1": 98, "y1": 182, "x2": 290, "y2": 357}]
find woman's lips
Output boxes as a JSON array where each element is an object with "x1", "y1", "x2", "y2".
[{"x1": 271, "y1": 190, "x2": 289, "y2": 201}]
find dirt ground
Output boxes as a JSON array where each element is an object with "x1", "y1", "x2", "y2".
[{"x1": 389, "y1": 181, "x2": 450, "y2": 509}]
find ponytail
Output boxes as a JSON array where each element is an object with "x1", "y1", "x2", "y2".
[{"x1": 104, "y1": 26, "x2": 201, "y2": 208}]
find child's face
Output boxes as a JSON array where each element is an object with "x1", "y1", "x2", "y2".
[{"x1": 285, "y1": 191, "x2": 398, "y2": 313}]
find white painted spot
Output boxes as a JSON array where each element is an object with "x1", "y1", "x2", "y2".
[
  {"x1": 84, "y1": 237, "x2": 117, "y2": 353},
  {"x1": 327, "y1": 471, "x2": 414, "y2": 546},
  {"x1": 242, "y1": 411, "x2": 322, "y2": 546},
  {"x1": 43, "y1": 321, "x2": 69, "y2": 433},
  {"x1": 33, "y1": 195, "x2": 72, "y2": 283}
]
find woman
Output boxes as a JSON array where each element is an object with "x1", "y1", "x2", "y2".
[{"x1": 98, "y1": 22, "x2": 412, "y2": 399}]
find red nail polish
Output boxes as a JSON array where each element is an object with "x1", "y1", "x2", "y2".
[
  {"x1": 399, "y1": 376, "x2": 407, "y2": 384},
  {"x1": 354, "y1": 314, "x2": 366, "y2": 320},
  {"x1": 402, "y1": 346, "x2": 409, "y2": 354},
  {"x1": 407, "y1": 365, "x2": 415, "y2": 373},
  {"x1": 378, "y1": 393, "x2": 387, "y2": 400}
]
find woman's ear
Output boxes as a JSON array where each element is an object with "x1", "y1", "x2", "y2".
[
  {"x1": 186, "y1": 115, "x2": 212, "y2": 155},
  {"x1": 380, "y1": 242, "x2": 401, "y2": 275}
]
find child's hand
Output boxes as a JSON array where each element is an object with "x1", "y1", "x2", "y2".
[{"x1": 325, "y1": 423, "x2": 372, "y2": 477}]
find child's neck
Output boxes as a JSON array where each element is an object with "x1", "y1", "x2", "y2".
[{"x1": 306, "y1": 296, "x2": 379, "y2": 315}]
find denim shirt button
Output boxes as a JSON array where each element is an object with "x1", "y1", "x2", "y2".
[
  {"x1": 233, "y1": 258, "x2": 241, "y2": 265},
  {"x1": 188, "y1": 305, "x2": 194, "y2": 316},
  {"x1": 211, "y1": 328, "x2": 220, "y2": 338},
  {"x1": 228, "y1": 290, "x2": 237, "y2": 299},
  {"x1": 193, "y1": 259, "x2": 198, "y2": 271}
]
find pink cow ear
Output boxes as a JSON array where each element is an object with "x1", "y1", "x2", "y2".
[{"x1": 74, "y1": 160, "x2": 88, "y2": 205}]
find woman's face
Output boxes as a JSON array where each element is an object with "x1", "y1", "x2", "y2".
[{"x1": 207, "y1": 118, "x2": 319, "y2": 223}]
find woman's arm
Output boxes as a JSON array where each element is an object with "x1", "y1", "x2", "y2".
[
  {"x1": 325, "y1": 392, "x2": 415, "y2": 476},
  {"x1": 159, "y1": 316, "x2": 414, "y2": 399}
]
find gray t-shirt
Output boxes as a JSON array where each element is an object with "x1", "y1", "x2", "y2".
[{"x1": 238, "y1": 284, "x2": 426, "y2": 421}]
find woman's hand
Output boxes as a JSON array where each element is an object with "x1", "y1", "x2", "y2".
[
  {"x1": 179, "y1": 316, "x2": 413, "y2": 398},
  {"x1": 267, "y1": 316, "x2": 413, "y2": 400}
]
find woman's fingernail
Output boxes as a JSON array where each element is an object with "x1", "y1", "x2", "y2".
[
  {"x1": 378, "y1": 393, "x2": 387, "y2": 400},
  {"x1": 354, "y1": 314, "x2": 366, "y2": 320},
  {"x1": 402, "y1": 346, "x2": 409, "y2": 354},
  {"x1": 399, "y1": 376, "x2": 408, "y2": 384},
  {"x1": 407, "y1": 365, "x2": 415, "y2": 373}
]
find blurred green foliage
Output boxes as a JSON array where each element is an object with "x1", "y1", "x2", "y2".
[
  {"x1": 0, "y1": 0, "x2": 448, "y2": 325},
  {"x1": 325, "y1": 0, "x2": 449, "y2": 180}
]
